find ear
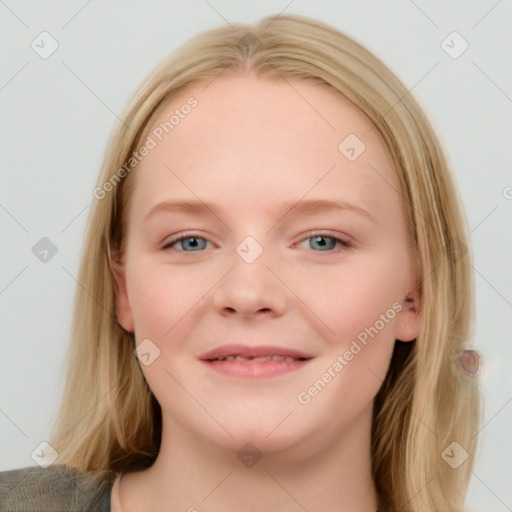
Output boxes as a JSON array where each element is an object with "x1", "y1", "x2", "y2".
[
  {"x1": 110, "y1": 249, "x2": 135, "y2": 333},
  {"x1": 394, "y1": 287, "x2": 420, "y2": 342}
]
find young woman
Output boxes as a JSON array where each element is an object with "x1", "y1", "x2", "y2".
[{"x1": 0, "y1": 14, "x2": 481, "y2": 512}]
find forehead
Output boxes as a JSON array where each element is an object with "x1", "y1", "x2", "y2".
[{"x1": 131, "y1": 73, "x2": 401, "y2": 218}]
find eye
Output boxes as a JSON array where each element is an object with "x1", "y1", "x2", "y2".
[
  {"x1": 162, "y1": 232, "x2": 352, "y2": 253},
  {"x1": 163, "y1": 234, "x2": 211, "y2": 251},
  {"x1": 299, "y1": 232, "x2": 352, "y2": 252}
]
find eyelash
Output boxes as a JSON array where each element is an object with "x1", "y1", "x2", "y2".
[{"x1": 162, "y1": 231, "x2": 352, "y2": 253}]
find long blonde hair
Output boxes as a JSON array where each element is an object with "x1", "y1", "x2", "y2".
[{"x1": 49, "y1": 14, "x2": 481, "y2": 511}]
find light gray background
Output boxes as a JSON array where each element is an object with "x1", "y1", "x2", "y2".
[{"x1": 1, "y1": 1, "x2": 511, "y2": 510}]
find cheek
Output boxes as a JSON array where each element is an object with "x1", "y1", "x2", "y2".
[
  {"x1": 126, "y1": 262, "x2": 211, "y2": 399},
  {"x1": 293, "y1": 255, "x2": 405, "y2": 342},
  {"x1": 126, "y1": 260, "x2": 207, "y2": 342},
  {"x1": 291, "y1": 256, "x2": 403, "y2": 386}
]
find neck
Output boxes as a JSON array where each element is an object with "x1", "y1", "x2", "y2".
[{"x1": 118, "y1": 405, "x2": 379, "y2": 512}]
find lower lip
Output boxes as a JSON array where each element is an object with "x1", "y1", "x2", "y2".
[{"x1": 201, "y1": 358, "x2": 312, "y2": 378}]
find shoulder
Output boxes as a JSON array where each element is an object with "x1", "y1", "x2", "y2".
[{"x1": 0, "y1": 464, "x2": 116, "y2": 512}]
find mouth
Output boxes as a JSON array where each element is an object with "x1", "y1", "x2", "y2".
[
  {"x1": 199, "y1": 344, "x2": 314, "y2": 379},
  {"x1": 209, "y1": 354, "x2": 304, "y2": 362}
]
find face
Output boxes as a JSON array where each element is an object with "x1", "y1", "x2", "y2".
[{"x1": 113, "y1": 74, "x2": 420, "y2": 457}]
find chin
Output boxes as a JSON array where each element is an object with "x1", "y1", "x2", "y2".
[{"x1": 195, "y1": 414, "x2": 308, "y2": 458}]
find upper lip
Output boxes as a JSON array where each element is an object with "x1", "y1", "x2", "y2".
[{"x1": 199, "y1": 344, "x2": 314, "y2": 361}]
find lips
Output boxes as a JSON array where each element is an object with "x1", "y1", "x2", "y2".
[
  {"x1": 199, "y1": 344, "x2": 313, "y2": 362},
  {"x1": 199, "y1": 344, "x2": 314, "y2": 379}
]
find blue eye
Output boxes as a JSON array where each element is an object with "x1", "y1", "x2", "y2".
[
  {"x1": 308, "y1": 235, "x2": 338, "y2": 251},
  {"x1": 164, "y1": 236, "x2": 209, "y2": 251},
  {"x1": 304, "y1": 234, "x2": 350, "y2": 251},
  {"x1": 163, "y1": 233, "x2": 351, "y2": 252}
]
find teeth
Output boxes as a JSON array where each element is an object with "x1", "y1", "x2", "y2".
[{"x1": 216, "y1": 355, "x2": 294, "y2": 362}]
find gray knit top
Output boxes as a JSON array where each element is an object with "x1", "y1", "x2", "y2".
[{"x1": 0, "y1": 465, "x2": 116, "y2": 512}]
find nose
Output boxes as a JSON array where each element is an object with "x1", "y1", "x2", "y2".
[{"x1": 212, "y1": 240, "x2": 288, "y2": 319}]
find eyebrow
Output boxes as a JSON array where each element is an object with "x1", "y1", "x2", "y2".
[{"x1": 144, "y1": 198, "x2": 376, "y2": 225}]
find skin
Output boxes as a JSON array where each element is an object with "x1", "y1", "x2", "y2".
[{"x1": 111, "y1": 73, "x2": 420, "y2": 512}]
